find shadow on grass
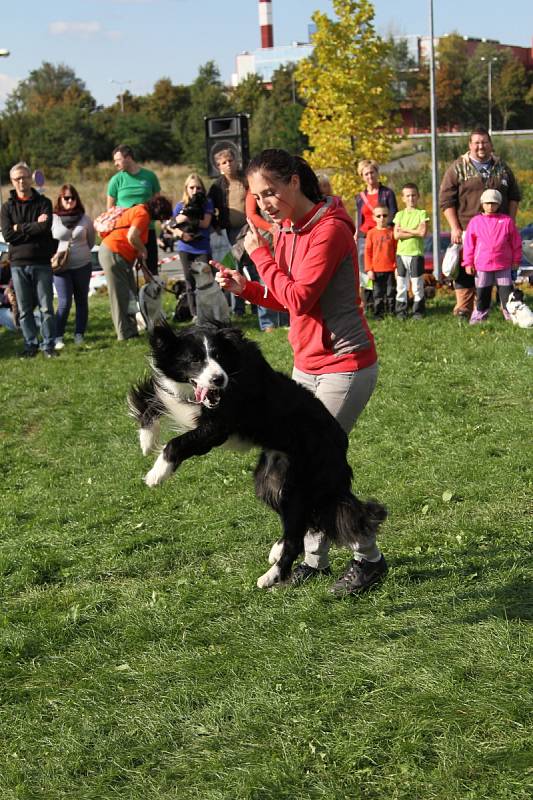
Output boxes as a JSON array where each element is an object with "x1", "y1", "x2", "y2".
[{"x1": 390, "y1": 549, "x2": 532, "y2": 622}]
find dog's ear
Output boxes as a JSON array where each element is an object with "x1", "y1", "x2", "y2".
[
  {"x1": 217, "y1": 326, "x2": 245, "y2": 346},
  {"x1": 149, "y1": 320, "x2": 178, "y2": 351}
]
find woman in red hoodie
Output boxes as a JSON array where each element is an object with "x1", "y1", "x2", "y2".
[{"x1": 214, "y1": 149, "x2": 386, "y2": 596}]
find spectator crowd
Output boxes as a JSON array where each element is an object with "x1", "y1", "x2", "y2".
[{"x1": 0, "y1": 127, "x2": 528, "y2": 358}]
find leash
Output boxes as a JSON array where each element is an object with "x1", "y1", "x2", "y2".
[{"x1": 133, "y1": 258, "x2": 176, "y2": 296}]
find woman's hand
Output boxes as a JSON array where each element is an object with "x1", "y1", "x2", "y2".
[
  {"x1": 175, "y1": 213, "x2": 188, "y2": 224},
  {"x1": 211, "y1": 261, "x2": 247, "y2": 295},
  {"x1": 465, "y1": 265, "x2": 475, "y2": 276},
  {"x1": 244, "y1": 219, "x2": 268, "y2": 255},
  {"x1": 366, "y1": 270, "x2": 375, "y2": 281}
]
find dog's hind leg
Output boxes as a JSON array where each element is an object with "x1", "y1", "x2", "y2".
[
  {"x1": 128, "y1": 377, "x2": 162, "y2": 455},
  {"x1": 257, "y1": 494, "x2": 308, "y2": 588},
  {"x1": 268, "y1": 539, "x2": 284, "y2": 565}
]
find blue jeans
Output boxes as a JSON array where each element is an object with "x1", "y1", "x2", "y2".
[
  {"x1": 0, "y1": 306, "x2": 16, "y2": 331},
  {"x1": 53, "y1": 263, "x2": 92, "y2": 336},
  {"x1": 258, "y1": 305, "x2": 290, "y2": 331},
  {"x1": 10, "y1": 264, "x2": 55, "y2": 350}
]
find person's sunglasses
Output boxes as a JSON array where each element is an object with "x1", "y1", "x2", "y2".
[
  {"x1": 374, "y1": 214, "x2": 388, "y2": 218},
  {"x1": 63, "y1": 196, "x2": 75, "y2": 201}
]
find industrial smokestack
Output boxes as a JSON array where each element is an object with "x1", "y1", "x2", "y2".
[{"x1": 258, "y1": 0, "x2": 274, "y2": 48}]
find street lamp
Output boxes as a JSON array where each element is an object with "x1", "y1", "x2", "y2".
[
  {"x1": 110, "y1": 79, "x2": 132, "y2": 113},
  {"x1": 480, "y1": 56, "x2": 498, "y2": 135}
]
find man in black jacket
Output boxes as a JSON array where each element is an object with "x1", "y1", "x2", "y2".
[{"x1": 0, "y1": 162, "x2": 57, "y2": 357}]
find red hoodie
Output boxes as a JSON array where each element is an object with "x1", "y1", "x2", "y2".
[{"x1": 241, "y1": 197, "x2": 377, "y2": 374}]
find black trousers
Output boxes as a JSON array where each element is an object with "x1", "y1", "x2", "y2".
[
  {"x1": 476, "y1": 284, "x2": 512, "y2": 312},
  {"x1": 373, "y1": 271, "x2": 396, "y2": 317}
]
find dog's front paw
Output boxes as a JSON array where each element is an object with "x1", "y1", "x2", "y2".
[
  {"x1": 257, "y1": 564, "x2": 281, "y2": 589},
  {"x1": 268, "y1": 539, "x2": 284, "y2": 565},
  {"x1": 144, "y1": 452, "x2": 174, "y2": 487}
]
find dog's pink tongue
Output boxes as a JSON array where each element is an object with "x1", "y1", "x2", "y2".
[{"x1": 195, "y1": 386, "x2": 209, "y2": 403}]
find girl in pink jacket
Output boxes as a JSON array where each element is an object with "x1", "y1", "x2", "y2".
[{"x1": 462, "y1": 188, "x2": 522, "y2": 324}]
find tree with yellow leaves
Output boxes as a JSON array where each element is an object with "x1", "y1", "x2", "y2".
[{"x1": 296, "y1": 0, "x2": 399, "y2": 198}]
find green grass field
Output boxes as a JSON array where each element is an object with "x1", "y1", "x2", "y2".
[{"x1": 0, "y1": 290, "x2": 531, "y2": 800}]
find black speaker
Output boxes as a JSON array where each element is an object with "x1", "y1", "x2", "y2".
[{"x1": 205, "y1": 115, "x2": 250, "y2": 178}]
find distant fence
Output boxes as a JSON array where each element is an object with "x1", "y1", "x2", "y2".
[{"x1": 407, "y1": 130, "x2": 533, "y2": 140}]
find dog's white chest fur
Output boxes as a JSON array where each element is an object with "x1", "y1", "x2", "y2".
[{"x1": 157, "y1": 377, "x2": 202, "y2": 430}]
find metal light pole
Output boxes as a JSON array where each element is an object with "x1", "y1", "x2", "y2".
[
  {"x1": 428, "y1": 0, "x2": 441, "y2": 280},
  {"x1": 480, "y1": 57, "x2": 498, "y2": 134},
  {"x1": 0, "y1": 49, "x2": 10, "y2": 208},
  {"x1": 110, "y1": 79, "x2": 132, "y2": 112}
]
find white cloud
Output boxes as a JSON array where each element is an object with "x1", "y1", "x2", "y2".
[{"x1": 49, "y1": 21, "x2": 102, "y2": 36}]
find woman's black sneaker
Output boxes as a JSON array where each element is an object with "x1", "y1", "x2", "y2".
[
  {"x1": 291, "y1": 562, "x2": 332, "y2": 586},
  {"x1": 330, "y1": 555, "x2": 388, "y2": 596}
]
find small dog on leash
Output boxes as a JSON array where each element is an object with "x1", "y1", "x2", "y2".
[
  {"x1": 136, "y1": 276, "x2": 166, "y2": 332},
  {"x1": 506, "y1": 288, "x2": 533, "y2": 328},
  {"x1": 189, "y1": 260, "x2": 230, "y2": 325}
]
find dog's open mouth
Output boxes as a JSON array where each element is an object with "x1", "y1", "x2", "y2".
[{"x1": 191, "y1": 382, "x2": 221, "y2": 408}]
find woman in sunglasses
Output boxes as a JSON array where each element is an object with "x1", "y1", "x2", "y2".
[{"x1": 51, "y1": 184, "x2": 95, "y2": 348}]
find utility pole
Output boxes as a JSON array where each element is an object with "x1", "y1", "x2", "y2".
[
  {"x1": 480, "y1": 56, "x2": 498, "y2": 135},
  {"x1": 110, "y1": 79, "x2": 132, "y2": 113},
  {"x1": 428, "y1": 0, "x2": 441, "y2": 281}
]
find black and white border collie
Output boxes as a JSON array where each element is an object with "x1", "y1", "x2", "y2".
[{"x1": 128, "y1": 322, "x2": 387, "y2": 588}]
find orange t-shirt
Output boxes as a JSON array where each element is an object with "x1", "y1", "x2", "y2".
[
  {"x1": 364, "y1": 226, "x2": 397, "y2": 273},
  {"x1": 103, "y1": 205, "x2": 150, "y2": 263}
]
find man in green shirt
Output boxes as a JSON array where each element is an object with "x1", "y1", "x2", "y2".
[{"x1": 106, "y1": 144, "x2": 161, "y2": 274}]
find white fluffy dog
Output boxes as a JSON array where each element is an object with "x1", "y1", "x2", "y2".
[
  {"x1": 506, "y1": 288, "x2": 533, "y2": 329},
  {"x1": 190, "y1": 259, "x2": 230, "y2": 325}
]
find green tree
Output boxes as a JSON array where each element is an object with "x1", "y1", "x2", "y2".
[
  {"x1": 296, "y1": 0, "x2": 399, "y2": 197},
  {"x1": 249, "y1": 65, "x2": 307, "y2": 154},
  {"x1": 5, "y1": 61, "x2": 95, "y2": 114},
  {"x1": 385, "y1": 36, "x2": 419, "y2": 106},
  {"x1": 434, "y1": 34, "x2": 469, "y2": 129},
  {"x1": 177, "y1": 62, "x2": 231, "y2": 168},
  {"x1": 492, "y1": 54, "x2": 528, "y2": 130},
  {"x1": 230, "y1": 73, "x2": 267, "y2": 118},
  {"x1": 143, "y1": 78, "x2": 191, "y2": 123}
]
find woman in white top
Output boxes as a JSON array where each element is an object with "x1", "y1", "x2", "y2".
[{"x1": 51, "y1": 184, "x2": 95, "y2": 348}]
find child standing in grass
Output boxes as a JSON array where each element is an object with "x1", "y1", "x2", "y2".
[
  {"x1": 462, "y1": 188, "x2": 522, "y2": 324},
  {"x1": 393, "y1": 183, "x2": 429, "y2": 320},
  {"x1": 364, "y1": 206, "x2": 397, "y2": 319}
]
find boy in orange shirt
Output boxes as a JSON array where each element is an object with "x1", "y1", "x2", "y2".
[{"x1": 364, "y1": 206, "x2": 397, "y2": 319}]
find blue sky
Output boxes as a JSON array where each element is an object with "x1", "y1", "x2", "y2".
[{"x1": 0, "y1": 1, "x2": 530, "y2": 107}]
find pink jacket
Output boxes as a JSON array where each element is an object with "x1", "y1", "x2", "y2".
[{"x1": 462, "y1": 213, "x2": 522, "y2": 272}]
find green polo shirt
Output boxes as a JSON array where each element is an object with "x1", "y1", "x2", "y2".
[{"x1": 107, "y1": 168, "x2": 161, "y2": 229}]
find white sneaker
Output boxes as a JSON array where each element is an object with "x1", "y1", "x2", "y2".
[
  {"x1": 74, "y1": 334, "x2": 84, "y2": 345},
  {"x1": 54, "y1": 337, "x2": 65, "y2": 350}
]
